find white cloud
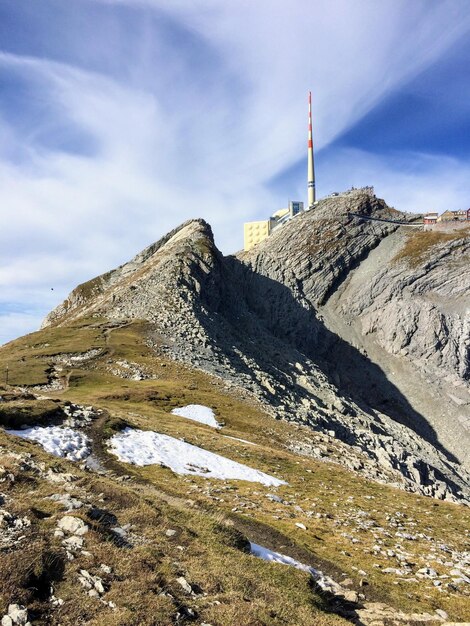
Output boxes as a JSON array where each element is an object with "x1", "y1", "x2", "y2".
[
  {"x1": 1, "y1": 1, "x2": 470, "y2": 343},
  {"x1": 91, "y1": 0, "x2": 470, "y2": 155},
  {"x1": 0, "y1": 310, "x2": 45, "y2": 347},
  {"x1": 321, "y1": 148, "x2": 470, "y2": 213}
]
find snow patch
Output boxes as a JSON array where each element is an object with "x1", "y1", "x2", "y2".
[
  {"x1": 223, "y1": 435, "x2": 258, "y2": 446},
  {"x1": 108, "y1": 427, "x2": 285, "y2": 486},
  {"x1": 250, "y1": 542, "x2": 342, "y2": 593},
  {"x1": 171, "y1": 404, "x2": 221, "y2": 428},
  {"x1": 6, "y1": 426, "x2": 91, "y2": 461}
]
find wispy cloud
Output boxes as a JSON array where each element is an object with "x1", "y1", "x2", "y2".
[
  {"x1": 1, "y1": 0, "x2": 470, "y2": 344},
  {"x1": 320, "y1": 148, "x2": 470, "y2": 212}
]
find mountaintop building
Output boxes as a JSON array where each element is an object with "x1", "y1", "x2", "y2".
[
  {"x1": 437, "y1": 210, "x2": 468, "y2": 222},
  {"x1": 243, "y1": 201, "x2": 304, "y2": 251}
]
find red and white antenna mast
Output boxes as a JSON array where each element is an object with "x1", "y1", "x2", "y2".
[{"x1": 307, "y1": 91, "x2": 316, "y2": 208}]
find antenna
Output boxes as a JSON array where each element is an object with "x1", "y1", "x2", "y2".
[{"x1": 307, "y1": 91, "x2": 316, "y2": 208}]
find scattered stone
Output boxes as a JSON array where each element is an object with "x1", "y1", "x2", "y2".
[
  {"x1": 94, "y1": 578, "x2": 106, "y2": 594},
  {"x1": 46, "y1": 470, "x2": 76, "y2": 484},
  {"x1": 341, "y1": 590, "x2": 359, "y2": 603},
  {"x1": 78, "y1": 570, "x2": 107, "y2": 597},
  {"x1": 63, "y1": 535, "x2": 84, "y2": 550},
  {"x1": 1, "y1": 605, "x2": 29, "y2": 626},
  {"x1": 0, "y1": 511, "x2": 31, "y2": 548},
  {"x1": 176, "y1": 576, "x2": 193, "y2": 595},
  {"x1": 382, "y1": 567, "x2": 405, "y2": 575},
  {"x1": 266, "y1": 493, "x2": 284, "y2": 503},
  {"x1": 50, "y1": 594, "x2": 64, "y2": 608},
  {"x1": 57, "y1": 516, "x2": 89, "y2": 536},
  {"x1": 416, "y1": 567, "x2": 438, "y2": 579},
  {"x1": 48, "y1": 493, "x2": 84, "y2": 511},
  {"x1": 176, "y1": 606, "x2": 197, "y2": 621}
]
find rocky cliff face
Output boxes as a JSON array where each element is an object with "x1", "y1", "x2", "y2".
[
  {"x1": 337, "y1": 230, "x2": 469, "y2": 382},
  {"x1": 43, "y1": 190, "x2": 470, "y2": 504},
  {"x1": 42, "y1": 219, "x2": 220, "y2": 330},
  {"x1": 239, "y1": 190, "x2": 468, "y2": 386}
]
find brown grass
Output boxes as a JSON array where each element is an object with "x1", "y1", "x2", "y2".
[
  {"x1": 0, "y1": 399, "x2": 64, "y2": 429},
  {"x1": 393, "y1": 227, "x2": 469, "y2": 267},
  {"x1": 0, "y1": 434, "x2": 347, "y2": 625},
  {"x1": 1, "y1": 320, "x2": 469, "y2": 623}
]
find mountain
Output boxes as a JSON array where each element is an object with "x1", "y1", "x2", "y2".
[
  {"x1": 1, "y1": 188, "x2": 469, "y2": 625},
  {"x1": 43, "y1": 188, "x2": 470, "y2": 504}
]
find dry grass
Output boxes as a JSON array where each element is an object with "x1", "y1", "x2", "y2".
[
  {"x1": 0, "y1": 433, "x2": 346, "y2": 626},
  {"x1": 393, "y1": 227, "x2": 469, "y2": 267},
  {"x1": 0, "y1": 399, "x2": 64, "y2": 429},
  {"x1": 1, "y1": 320, "x2": 469, "y2": 623},
  {"x1": 0, "y1": 318, "x2": 106, "y2": 386}
]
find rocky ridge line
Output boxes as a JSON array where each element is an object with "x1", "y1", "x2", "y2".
[{"x1": 42, "y1": 191, "x2": 470, "y2": 504}]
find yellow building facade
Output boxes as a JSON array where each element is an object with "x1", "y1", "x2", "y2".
[
  {"x1": 243, "y1": 220, "x2": 271, "y2": 251},
  {"x1": 243, "y1": 202, "x2": 304, "y2": 251},
  {"x1": 271, "y1": 208, "x2": 289, "y2": 220}
]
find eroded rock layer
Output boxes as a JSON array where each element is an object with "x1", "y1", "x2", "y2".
[{"x1": 42, "y1": 190, "x2": 470, "y2": 503}]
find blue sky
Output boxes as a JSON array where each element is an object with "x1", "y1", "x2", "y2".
[{"x1": 1, "y1": 0, "x2": 470, "y2": 344}]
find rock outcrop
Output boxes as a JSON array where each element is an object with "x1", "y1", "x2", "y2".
[
  {"x1": 42, "y1": 189, "x2": 470, "y2": 504},
  {"x1": 238, "y1": 189, "x2": 470, "y2": 472}
]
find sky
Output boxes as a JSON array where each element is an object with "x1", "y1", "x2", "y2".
[{"x1": 1, "y1": 0, "x2": 470, "y2": 345}]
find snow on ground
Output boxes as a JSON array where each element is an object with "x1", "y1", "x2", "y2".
[
  {"x1": 171, "y1": 404, "x2": 221, "y2": 428},
  {"x1": 6, "y1": 426, "x2": 91, "y2": 461},
  {"x1": 223, "y1": 435, "x2": 258, "y2": 446},
  {"x1": 250, "y1": 542, "x2": 341, "y2": 593},
  {"x1": 108, "y1": 427, "x2": 286, "y2": 486}
]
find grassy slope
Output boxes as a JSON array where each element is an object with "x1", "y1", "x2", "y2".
[
  {"x1": 0, "y1": 319, "x2": 469, "y2": 624},
  {"x1": 0, "y1": 432, "x2": 345, "y2": 626},
  {"x1": 393, "y1": 227, "x2": 469, "y2": 267},
  {"x1": 0, "y1": 320, "x2": 105, "y2": 386}
]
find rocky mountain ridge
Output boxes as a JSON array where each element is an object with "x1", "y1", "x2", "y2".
[{"x1": 42, "y1": 189, "x2": 470, "y2": 505}]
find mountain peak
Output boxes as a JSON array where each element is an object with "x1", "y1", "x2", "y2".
[
  {"x1": 40, "y1": 192, "x2": 470, "y2": 505},
  {"x1": 42, "y1": 217, "x2": 216, "y2": 329},
  {"x1": 1, "y1": 191, "x2": 469, "y2": 625}
]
